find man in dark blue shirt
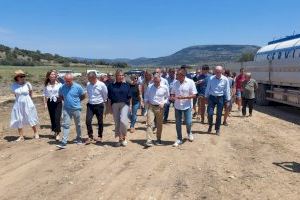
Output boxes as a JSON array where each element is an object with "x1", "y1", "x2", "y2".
[
  {"x1": 107, "y1": 69, "x2": 132, "y2": 147},
  {"x1": 193, "y1": 65, "x2": 210, "y2": 123}
]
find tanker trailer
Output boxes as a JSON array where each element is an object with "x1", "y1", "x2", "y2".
[{"x1": 240, "y1": 34, "x2": 300, "y2": 107}]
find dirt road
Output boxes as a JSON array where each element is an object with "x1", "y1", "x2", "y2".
[{"x1": 0, "y1": 98, "x2": 299, "y2": 200}]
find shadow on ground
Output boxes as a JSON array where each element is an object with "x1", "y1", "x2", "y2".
[
  {"x1": 273, "y1": 161, "x2": 300, "y2": 173},
  {"x1": 254, "y1": 105, "x2": 300, "y2": 125}
]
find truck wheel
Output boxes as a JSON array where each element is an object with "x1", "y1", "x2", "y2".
[{"x1": 256, "y1": 84, "x2": 269, "y2": 106}]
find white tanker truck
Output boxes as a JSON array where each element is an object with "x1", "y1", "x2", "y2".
[{"x1": 232, "y1": 34, "x2": 300, "y2": 107}]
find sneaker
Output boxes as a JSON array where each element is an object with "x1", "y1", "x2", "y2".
[
  {"x1": 56, "y1": 143, "x2": 67, "y2": 149},
  {"x1": 173, "y1": 140, "x2": 182, "y2": 147},
  {"x1": 73, "y1": 138, "x2": 83, "y2": 145},
  {"x1": 216, "y1": 130, "x2": 220, "y2": 136},
  {"x1": 200, "y1": 119, "x2": 205, "y2": 124},
  {"x1": 34, "y1": 133, "x2": 40, "y2": 139},
  {"x1": 223, "y1": 121, "x2": 229, "y2": 126},
  {"x1": 130, "y1": 128, "x2": 135, "y2": 133},
  {"x1": 208, "y1": 126, "x2": 212, "y2": 133},
  {"x1": 121, "y1": 140, "x2": 128, "y2": 147},
  {"x1": 188, "y1": 134, "x2": 194, "y2": 142},
  {"x1": 15, "y1": 136, "x2": 25, "y2": 142},
  {"x1": 155, "y1": 139, "x2": 162, "y2": 146},
  {"x1": 145, "y1": 140, "x2": 154, "y2": 147}
]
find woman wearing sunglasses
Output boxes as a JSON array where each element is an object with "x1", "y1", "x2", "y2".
[{"x1": 10, "y1": 70, "x2": 39, "y2": 141}]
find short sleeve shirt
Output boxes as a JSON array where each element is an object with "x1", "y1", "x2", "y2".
[
  {"x1": 242, "y1": 79, "x2": 257, "y2": 99},
  {"x1": 59, "y1": 82, "x2": 84, "y2": 110},
  {"x1": 235, "y1": 74, "x2": 246, "y2": 90},
  {"x1": 171, "y1": 78, "x2": 198, "y2": 110}
]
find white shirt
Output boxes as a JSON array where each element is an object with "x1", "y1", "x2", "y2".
[
  {"x1": 144, "y1": 83, "x2": 169, "y2": 105},
  {"x1": 43, "y1": 82, "x2": 62, "y2": 102},
  {"x1": 87, "y1": 80, "x2": 108, "y2": 104},
  {"x1": 171, "y1": 78, "x2": 197, "y2": 110},
  {"x1": 160, "y1": 77, "x2": 169, "y2": 87}
]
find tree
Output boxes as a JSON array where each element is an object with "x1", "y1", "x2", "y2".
[
  {"x1": 112, "y1": 62, "x2": 129, "y2": 68},
  {"x1": 238, "y1": 53, "x2": 255, "y2": 62}
]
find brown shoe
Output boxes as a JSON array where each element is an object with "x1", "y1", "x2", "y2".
[{"x1": 130, "y1": 128, "x2": 135, "y2": 133}]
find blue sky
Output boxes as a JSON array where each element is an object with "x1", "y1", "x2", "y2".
[{"x1": 0, "y1": 0, "x2": 300, "y2": 59}]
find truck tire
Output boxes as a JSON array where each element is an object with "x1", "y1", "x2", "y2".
[{"x1": 256, "y1": 84, "x2": 269, "y2": 106}]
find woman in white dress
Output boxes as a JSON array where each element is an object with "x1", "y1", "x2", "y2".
[
  {"x1": 10, "y1": 70, "x2": 39, "y2": 141},
  {"x1": 43, "y1": 70, "x2": 62, "y2": 141}
]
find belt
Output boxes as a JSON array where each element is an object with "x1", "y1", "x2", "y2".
[
  {"x1": 150, "y1": 104, "x2": 160, "y2": 107},
  {"x1": 209, "y1": 95, "x2": 224, "y2": 99}
]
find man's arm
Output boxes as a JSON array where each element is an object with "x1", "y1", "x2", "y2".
[
  {"x1": 254, "y1": 80, "x2": 258, "y2": 90},
  {"x1": 205, "y1": 77, "x2": 211, "y2": 98},
  {"x1": 225, "y1": 79, "x2": 231, "y2": 102},
  {"x1": 80, "y1": 93, "x2": 86, "y2": 101},
  {"x1": 78, "y1": 85, "x2": 86, "y2": 101},
  {"x1": 102, "y1": 84, "x2": 108, "y2": 102}
]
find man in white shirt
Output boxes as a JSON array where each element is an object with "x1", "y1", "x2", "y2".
[
  {"x1": 86, "y1": 71, "x2": 108, "y2": 143},
  {"x1": 170, "y1": 68, "x2": 197, "y2": 147},
  {"x1": 144, "y1": 74, "x2": 169, "y2": 147}
]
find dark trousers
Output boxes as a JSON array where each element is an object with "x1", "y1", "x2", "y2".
[
  {"x1": 47, "y1": 100, "x2": 62, "y2": 133},
  {"x1": 163, "y1": 100, "x2": 174, "y2": 121},
  {"x1": 86, "y1": 103, "x2": 104, "y2": 139},
  {"x1": 207, "y1": 95, "x2": 225, "y2": 131},
  {"x1": 242, "y1": 98, "x2": 254, "y2": 116}
]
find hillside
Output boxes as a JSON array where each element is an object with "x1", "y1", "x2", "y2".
[
  {"x1": 0, "y1": 44, "x2": 260, "y2": 67},
  {"x1": 0, "y1": 44, "x2": 110, "y2": 67},
  {"x1": 126, "y1": 45, "x2": 260, "y2": 66}
]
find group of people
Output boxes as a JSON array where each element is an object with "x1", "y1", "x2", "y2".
[{"x1": 9, "y1": 65, "x2": 257, "y2": 148}]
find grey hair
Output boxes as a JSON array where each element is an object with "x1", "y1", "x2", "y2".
[
  {"x1": 153, "y1": 73, "x2": 161, "y2": 79},
  {"x1": 87, "y1": 71, "x2": 97, "y2": 78},
  {"x1": 245, "y1": 72, "x2": 251, "y2": 77},
  {"x1": 64, "y1": 73, "x2": 73, "y2": 78}
]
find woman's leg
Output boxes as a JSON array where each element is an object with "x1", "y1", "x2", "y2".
[
  {"x1": 130, "y1": 102, "x2": 139, "y2": 129},
  {"x1": 32, "y1": 125, "x2": 39, "y2": 139},
  {"x1": 47, "y1": 100, "x2": 56, "y2": 132},
  {"x1": 16, "y1": 128, "x2": 24, "y2": 141}
]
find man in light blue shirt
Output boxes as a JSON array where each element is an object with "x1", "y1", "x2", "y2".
[
  {"x1": 56, "y1": 73, "x2": 86, "y2": 149},
  {"x1": 205, "y1": 66, "x2": 230, "y2": 135}
]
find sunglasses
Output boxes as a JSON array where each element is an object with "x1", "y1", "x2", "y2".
[{"x1": 19, "y1": 75, "x2": 26, "y2": 78}]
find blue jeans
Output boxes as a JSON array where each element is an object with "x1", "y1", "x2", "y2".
[
  {"x1": 61, "y1": 109, "x2": 82, "y2": 145},
  {"x1": 128, "y1": 102, "x2": 140, "y2": 128},
  {"x1": 175, "y1": 107, "x2": 192, "y2": 141},
  {"x1": 163, "y1": 101, "x2": 173, "y2": 121},
  {"x1": 207, "y1": 95, "x2": 225, "y2": 131}
]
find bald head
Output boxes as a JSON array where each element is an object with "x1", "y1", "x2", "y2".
[
  {"x1": 245, "y1": 72, "x2": 251, "y2": 81},
  {"x1": 214, "y1": 66, "x2": 223, "y2": 78},
  {"x1": 155, "y1": 68, "x2": 161, "y2": 75},
  {"x1": 64, "y1": 73, "x2": 74, "y2": 86}
]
